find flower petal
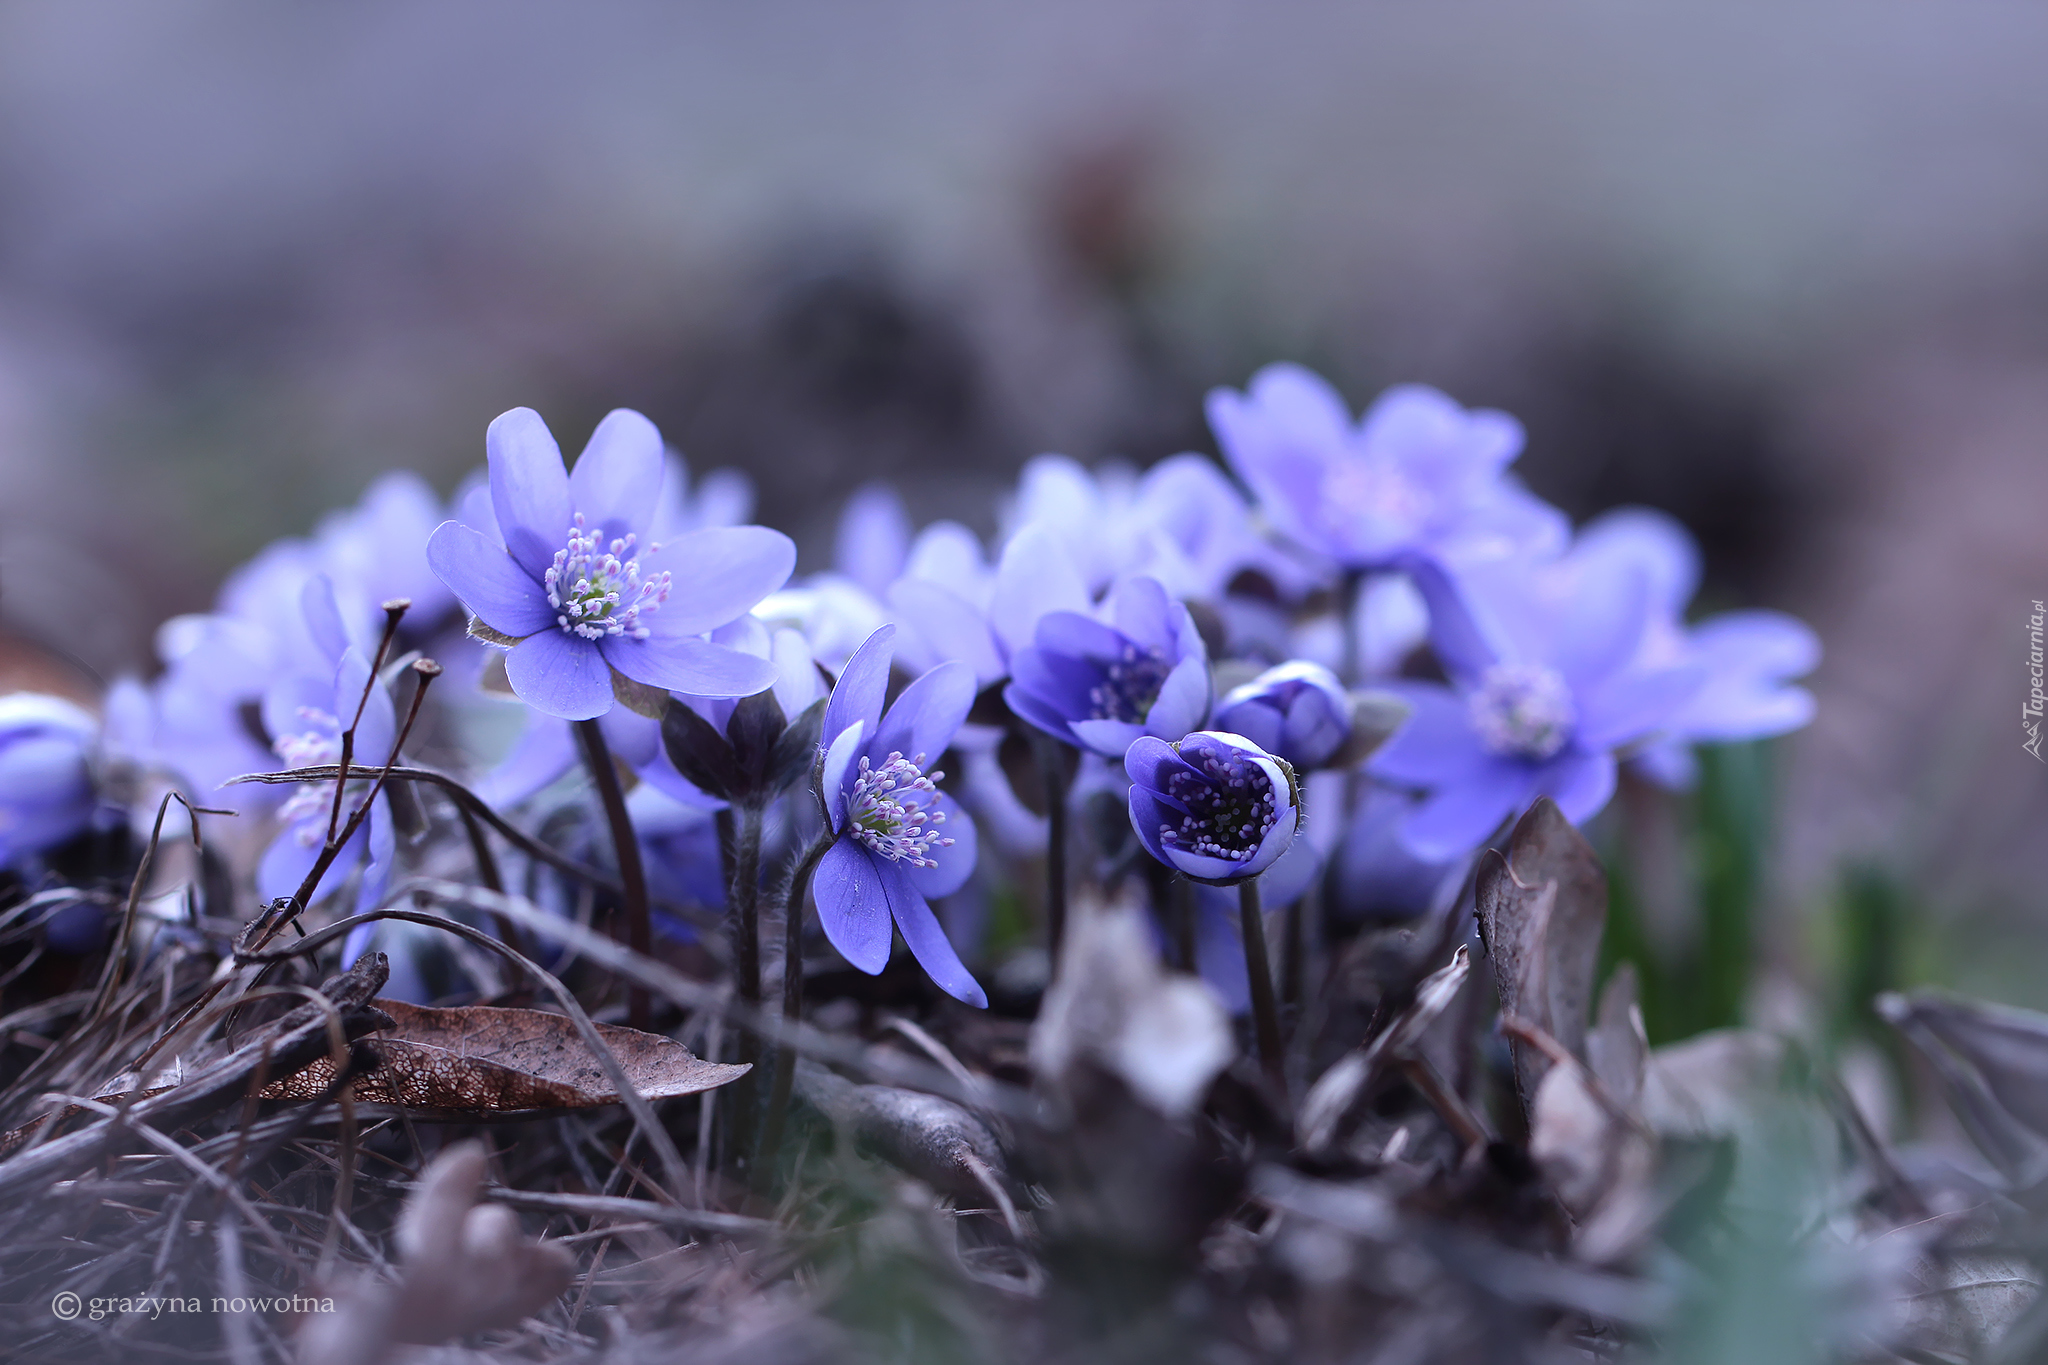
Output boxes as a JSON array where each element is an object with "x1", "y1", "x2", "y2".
[
  {"x1": 888, "y1": 580, "x2": 1004, "y2": 686},
  {"x1": 1144, "y1": 653, "x2": 1212, "y2": 742},
  {"x1": 878, "y1": 860, "x2": 987, "y2": 1008},
  {"x1": 1003, "y1": 679, "x2": 1081, "y2": 747},
  {"x1": 504, "y1": 630, "x2": 615, "y2": 721},
  {"x1": 820, "y1": 719, "x2": 865, "y2": 831},
  {"x1": 427, "y1": 521, "x2": 554, "y2": 639},
  {"x1": 813, "y1": 838, "x2": 892, "y2": 974},
  {"x1": 1069, "y1": 718, "x2": 1144, "y2": 756},
  {"x1": 1105, "y1": 575, "x2": 1174, "y2": 646},
  {"x1": 353, "y1": 794, "x2": 397, "y2": 916},
  {"x1": 569, "y1": 409, "x2": 666, "y2": 542},
  {"x1": 1127, "y1": 787, "x2": 1178, "y2": 865},
  {"x1": 601, "y1": 634, "x2": 777, "y2": 699},
  {"x1": 823, "y1": 625, "x2": 895, "y2": 760},
  {"x1": 1536, "y1": 748, "x2": 1617, "y2": 826},
  {"x1": 988, "y1": 523, "x2": 1091, "y2": 661},
  {"x1": 1577, "y1": 664, "x2": 1705, "y2": 751},
  {"x1": 902, "y1": 794, "x2": 977, "y2": 899},
  {"x1": 301, "y1": 574, "x2": 353, "y2": 662},
  {"x1": 258, "y1": 824, "x2": 331, "y2": 905},
  {"x1": 872, "y1": 660, "x2": 975, "y2": 766},
  {"x1": 488, "y1": 407, "x2": 574, "y2": 580},
  {"x1": 640, "y1": 526, "x2": 796, "y2": 637},
  {"x1": 1398, "y1": 761, "x2": 1532, "y2": 860},
  {"x1": 476, "y1": 712, "x2": 577, "y2": 807},
  {"x1": 1367, "y1": 685, "x2": 1490, "y2": 787}
]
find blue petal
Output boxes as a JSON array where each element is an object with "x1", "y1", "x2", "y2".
[
  {"x1": 1032, "y1": 610, "x2": 1128, "y2": 661},
  {"x1": 1536, "y1": 748, "x2": 1617, "y2": 826},
  {"x1": 476, "y1": 713, "x2": 577, "y2": 807},
  {"x1": 353, "y1": 795, "x2": 397, "y2": 916},
  {"x1": 902, "y1": 794, "x2": 977, "y2": 899},
  {"x1": 639, "y1": 526, "x2": 795, "y2": 637},
  {"x1": 1127, "y1": 788, "x2": 1177, "y2": 865},
  {"x1": 504, "y1": 630, "x2": 614, "y2": 721},
  {"x1": 1397, "y1": 760, "x2": 1533, "y2": 860},
  {"x1": 836, "y1": 483, "x2": 911, "y2": 597},
  {"x1": 877, "y1": 859, "x2": 987, "y2": 1008},
  {"x1": 1123, "y1": 734, "x2": 1199, "y2": 795},
  {"x1": 488, "y1": 408, "x2": 574, "y2": 580},
  {"x1": 1144, "y1": 653, "x2": 1212, "y2": 742},
  {"x1": 568, "y1": 409, "x2": 666, "y2": 543},
  {"x1": 258, "y1": 822, "x2": 335, "y2": 904},
  {"x1": 427, "y1": 521, "x2": 554, "y2": 639},
  {"x1": 1007, "y1": 644, "x2": 1100, "y2": 720},
  {"x1": 822, "y1": 625, "x2": 895, "y2": 761},
  {"x1": 887, "y1": 580, "x2": 1004, "y2": 686},
  {"x1": 1400, "y1": 558, "x2": 1502, "y2": 687},
  {"x1": 1003, "y1": 679, "x2": 1082, "y2": 747},
  {"x1": 820, "y1": 720, "x2": 865, "y2": 832},
  {"x1": 601, "y1": 634, "x2": 776, "y2": 699},
  {"x1": 1068, "y1": 718, "x2": 1143, "y2": 756},
  {"x1": 1368, "y1": 685, "x2": 1490, "y2": 787},
  {"x1": 1105, "y1": 575, "x2": 1174, "y2": 647},
  {"x1": 988, "y1": 523, "x2": 1090, "y2": 661},
  {"x1": 1577, "y1": 664, "x2": 1704, "y2": 751},
  {"x1": 301, "y1": 574, "x2": 353, "y2": 662},
  {"x1": 813, "y1": 838, "x2": 893, "y2": 974},
  {"x1": 872, "y1": 660, "x2": 975, "y2": 767},
  {"x1": 1550, "y1": 561, "x2": 1651, "y2": 692}
]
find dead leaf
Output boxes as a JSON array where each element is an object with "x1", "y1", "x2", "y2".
[
  {"x1": 1878, "y1": 990, "x2": 2048, "y2": 1187},
  {"x1": 298, "y1": 1141, "x2": 574, "y2": 1365},
  {"x1": 1639, "y1": 1028, "x2": 1785, "y2": 1141},
  {"x1": 1299, "y1": 945, "x2": 1471, "y2": 1156},
  {"x1": 263, "y1": 999, "x2": 748, "y2": 1119},
  {"x1": 1474, "y1": 798, "x2": 1607, "y2": 1111}
]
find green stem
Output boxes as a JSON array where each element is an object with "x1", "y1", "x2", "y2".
[
  {"x1": 755, "y1": 834, "x2": 832, "y2": 1190},
  {"x1": 1036, "y1": 737, "x2": 1073, "y2": 971},
  {"x1": 575, "y1": 719, "x2": 651, "y2": 1032},
  {"x1": 1240, "y1": 877, "x2": 1283, "y2": 1086}
]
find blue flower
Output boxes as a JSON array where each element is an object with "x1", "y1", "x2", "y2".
[
  {"x1": 0, "y1": 694, "x2": 100, "y2": 870},
  {"x1": 1369, "y1": 529, "x2": 1714, "y2": 859},
  {"x1": 427, "y1": 407, "x2": 795, "y2": 721},
  {"x1": 1004, "y1": 576, "x2": 1212, "y2": 757},
  {"x1": 1125, "y1": 731, "x2": 1301, "y2": 884},
  {"x1": 1214, "y1": 660, "x2": 1352, "y2": 771},
  {"x1": 815, "y1": 625, "x2": 985, "y2": 1007},
  {"x1": 1206, "y1": 364, "x2": 1567, "y2": 572}
]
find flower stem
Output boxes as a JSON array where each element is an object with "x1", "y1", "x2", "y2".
[
  {"x1": 727, "y1": 800, "x2": 766, "y2": 1165},
  {"x1": 575, "y1": 718, "x2": 651, "y2": 1032},
  {"x1": 1173, "y1": 874, "x2": 1197, "y2": 974},
  {"x1": 1239, "y1": 877, "x2": 1283, "y2": 1088},
  {"x1": 755, "y1": 833, "x2": 832, "y2": 1191},
  {"x1": 1034, "y1": 736, "x2": 1074, "y2": 971}
]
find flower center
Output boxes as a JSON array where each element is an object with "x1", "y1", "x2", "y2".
[
  {"x1": 545, "y1": 515, "x2": 672, "y2": 642},
  {"x1": 1322, "y1": 459, "x2": 1429, "y2": 533},
  {"x1": 847, "y1": 751, "x2": 954, "y2": 868},
  {"x1": 274, "y1": 708, "x2": 343, "y2": 845},
  {"x1": 1157, "y1": 747, "x2": 1279, "y2": 864},
  {"x1": 1088, "y1": 641, "x2": 1173, "y2": 723},
  {"x1": 1468, "y1": 663, "x2": 1576, "y2": 760}
]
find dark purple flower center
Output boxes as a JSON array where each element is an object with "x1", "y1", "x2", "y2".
[
  {"x1": 1088, "y1": 641, "x2": 1173, "y2": 723},
  {"x1": 544, "y1": 514, "x2": 673, "y2": 641},
  {"x1": 1157, "y1": 746, "x2": 1279, "y2": 864},
  {"x1": 1468, "y1": 662, "x2": 1575, "y2": 760},
  {"x1": 847, "y1": 750, "x2": 954, "y2": 868}
]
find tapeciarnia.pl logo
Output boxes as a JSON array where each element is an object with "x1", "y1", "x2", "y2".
[{"x1": 2027, "y1": 599, "x2": 2045, "y2": 762}]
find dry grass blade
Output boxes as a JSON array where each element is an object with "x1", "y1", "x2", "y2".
[
  {"x1": 1299, "y1": 944, "x2": 1471, "y2": 1155},
  {"x1": 262, "y1": 999, "x2": 749, "y2": 1118}
]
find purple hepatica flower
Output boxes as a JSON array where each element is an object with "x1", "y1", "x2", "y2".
[
  {"x1": 1565, "y1": 510, "x2": 1820, "y2": 787},
  {"x1": 0, "y1": 694, "x2": 100, "y2": 870},
  {"x1": 1369, "y1": 530, "x2": 1714, "y2": 860},
  {"x1": 1206, "y1": 364, "x2": 1567, "y2": 572},
  {"x1": 1005, "y1": 576, "x2": 1212, "y2": 757},
  {"x1": 257, "y1": 582, "x2": 398, "y2": 917},
  {"x1": 1125, "y1": 731, "x2": 1301, "y2": 884},
  {"x1": 1214, "y1": 660, "x2": 1351, "y2": 771},
  {"x1": 427, "y1": 407, "x2": 795, "y2": 721},
  {"x1": 816, "y1": 625, "x2": 985, "y2": 1007}
]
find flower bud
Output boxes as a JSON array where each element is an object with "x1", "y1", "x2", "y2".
[{"x1": 1214, "y1": 660, "x2": 1351, "y2": 771}]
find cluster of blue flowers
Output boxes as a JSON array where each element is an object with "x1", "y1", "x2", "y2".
[{"x1": 0, "y1": 362, "x2": 1817, "y2": 1017}]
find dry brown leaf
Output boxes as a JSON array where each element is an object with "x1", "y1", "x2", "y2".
[
  {"x1": 263, "y1": 998, "x2": 748, "y2": 1118},
  {"x1": 1474, "y1": 797, "x2": 1607, "y2": 1112}
]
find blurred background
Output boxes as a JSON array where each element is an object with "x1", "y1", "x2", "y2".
[{"x1": 1, "y1": 1, "x2": 2044, "y2": 1022}]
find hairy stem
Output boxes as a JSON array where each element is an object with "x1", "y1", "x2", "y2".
[
  {"x1": 1240, "y1": 877, "x2": 1283, "y2": 1088},
  {"x1": 1035, "y1": 737, "x2": 1074, "y2": 971},
  {"x1": 755, "y1": 833, "x2": 832, "y2": 1190},
  {"x1": 575, "y1": 718, "x2": 651, "y2": 1032},
  {"x1": 727, "y1": 800, "x2": 766, "y2": 1164}
]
